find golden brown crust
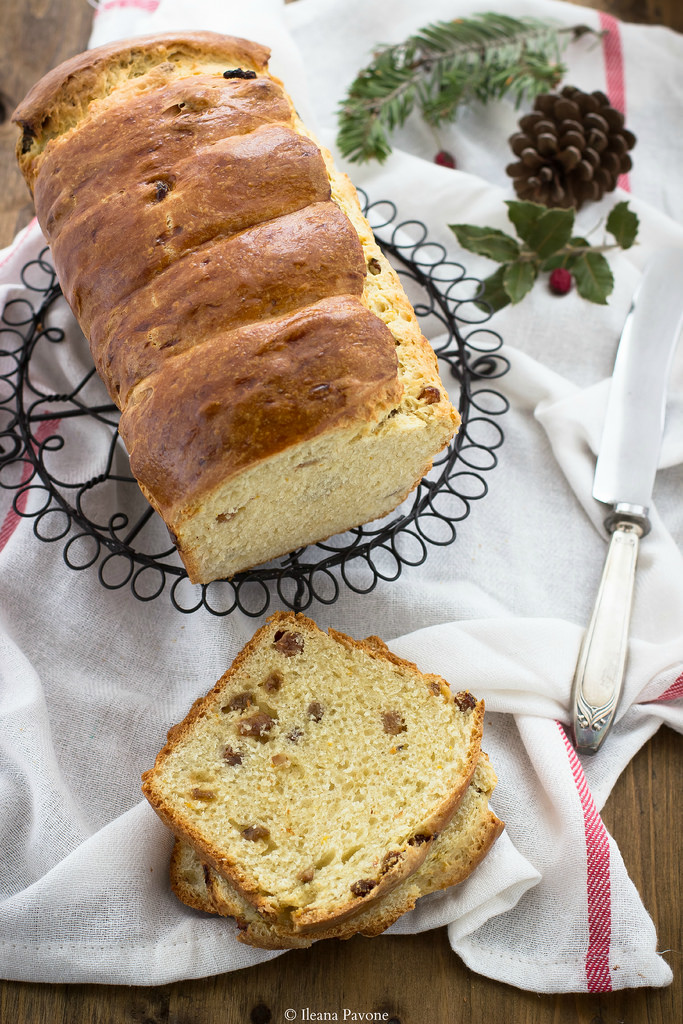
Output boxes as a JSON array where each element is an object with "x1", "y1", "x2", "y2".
[
  {"x1": 12, "y1": 31, "x2": 271, "y2": 177},
  {"x1": 90, "y1": 201, "x2": 367, "y2": 406},
  {"x1": 49, "y1": 122, "x2": 333, "y2": 345},
  {"x1": 119, "y1": 299, "x2": 402, "y2": 517},
  {"x1": 33, "y1": 74, "x2": 291, "y2": 226}
]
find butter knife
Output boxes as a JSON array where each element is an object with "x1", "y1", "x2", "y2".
[{"x1": 572, "y1": 248, "x2": 683, "y2": 754}]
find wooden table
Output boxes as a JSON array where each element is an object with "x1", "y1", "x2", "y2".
[{"x1": 0, "y1": 2, "x2": 680, "y2": 1021}]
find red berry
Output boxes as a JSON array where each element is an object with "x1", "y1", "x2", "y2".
[
  {"x1": 549, "y1": 267, "x2": 573, "y2": 295},
  {"x1": 434, "y1": 150, "x2": 456, "y2": 168}
]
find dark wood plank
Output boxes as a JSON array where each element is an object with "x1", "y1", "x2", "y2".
[
  {"x1": 0, "y1": 0, "x2": 93, "y2": 246},
  {"x1": 0, "y1": 1, "x2": 680, "y2": 1022},
  {"x1": 567, "y1": 0, "x2": 683, "y2": 32}
]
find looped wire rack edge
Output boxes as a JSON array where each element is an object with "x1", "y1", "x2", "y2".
[{"x1": 0, "y1": 193, "x2": 509, "y2": 616}]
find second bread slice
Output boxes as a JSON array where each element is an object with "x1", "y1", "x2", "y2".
[{"x1": 142, "y1": 612, "x2": 484, "y2": 933}]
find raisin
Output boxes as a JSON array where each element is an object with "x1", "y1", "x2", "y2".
[
  {"x1": 273, "y1": 631, "x2": 304, "y2": 656},
  {"x1": 298, "y1": 866, "x2": 315, "y2": 883},
  {"x1": 241, "y1": 824, "x2": 270, "y2": 841},
  {"x1": 381, "y1": 851, "x2": 402, "y2": 873},
  {"x1": 21, "y1": 129, "x2": 35, "y2": 154},
  {"x1": 237, "y1": 712, "x2": 275, "y2": 740},
  {"x1": 381, "y1": 711, "x2": 406, "y2": 735},
  {"x1": 350, "y1": 879, "x2": 377, "y2": 898},
  {"x1": 225, "y1": 691, "x2": 253, "y2": 713},
  {"x1": 262, "y1": 671, "x2": 283, "y2": 693},
  {"x1": 223, "y1": 746, "x2": 243, "y2": 766},
  {"x1": 418, "y1": 386, "x2": 441, "y2": 404},
  {"x1": 154, "y1": 180, "x2": 170, "y2": 201},
  {"x1": 429, "y1": 681, "x2": 442, "y2": 696},
  {"x1": 287, "y1": 727, "x2": 304, "y2": 744},
  {"x1": 271, "y1": 753, "x2": 288, "y2": 767},
  {"x1": 454, "y1": 691, "x2": 477, "y2": 713},
  {"x1": 223, "y1": 68, "x2": 257, "y2": 79},
  {"x1": 190, "y1": 788, "x2": 214, "y2": 800},
  {"x1": 367, "y1": 257, "x2": 382, "y2": 275},
  {"x1": 307, "y1": 701, "x2": 324, "y2": 722},
  {"x1": 408, "y1": 833, "x2": 434, "y2": 847}
]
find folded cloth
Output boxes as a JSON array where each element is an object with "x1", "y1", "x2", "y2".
[{"x1": 1, "y1": 0, "x2": 681, "y2": 992}]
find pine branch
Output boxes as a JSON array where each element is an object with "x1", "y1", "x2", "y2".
[{"x1": 336, "y1": 13, "x2": 600, "y2": 163}]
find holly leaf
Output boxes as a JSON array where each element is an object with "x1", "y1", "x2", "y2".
[
  {"x1": 606, "y1": 201, "x2": 639, "y2": 250},
  {"x1": 474, "y1": 265, "x2": 511, "y2": 312},
  {"x1": 523, "y1": 207, "x2": 575, "y2": 260},
  {"x1": 449, "y1": 224, "x2": 520, "y2": 262},
  {"x1": 504, "y1": 200, "x2": 548, "y2": 244},
  {"x1": 542, "y1": 236, "x2": 588, "y2": 271},
  {"x1": 503, "y1": 259, "x2": 538, "y2": 303},
  {"x1": 572, "y1": 250, "x2": 614, "y2": 304}
]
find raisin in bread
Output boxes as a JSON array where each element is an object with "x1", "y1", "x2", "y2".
[
  {"x1": 142, "y1": 612, "x2": 485, "y2": 934},
  {"x1": 13, "y1": 32, "x2": 459, "y2": 583},
  {"x1": 170, "y1": 752, "x2": 503, "y2": 949}
]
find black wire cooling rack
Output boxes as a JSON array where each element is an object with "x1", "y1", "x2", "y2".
[{"x1": 0, "y1": 193, "x2": 509, "y2": 616}]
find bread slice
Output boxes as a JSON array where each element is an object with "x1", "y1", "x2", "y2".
[
  {"x1": 142, "y1": 612, "x2": 484, "y2": 933},
  {"x1": 13, "y1": 32, "x2": 459, "y2": 583},
  {"x1": 169, "y1": 752, "x2": 503, "y2": 948},
  {"x1": 170, "y1": 838, "x2": 217, "y2": 915}
]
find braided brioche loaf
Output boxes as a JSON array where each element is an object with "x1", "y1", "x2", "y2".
[{"x1": 13, "y1": 32, "x2": 459, "y2": 582}]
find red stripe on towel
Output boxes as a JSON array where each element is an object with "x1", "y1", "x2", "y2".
[
  {"x1": 558, "y1": 723, "x2": 612, "y2": 992},
  {"x1": 656, "y1": 672, "x2": 683, "y2": 701},
  {"x1": 0, "y1": 419, "x2": 61, "y2": 553},
  {"x1": 93, "y1": 0, "x2": 161, "y2": 16},
  {"x1": 599, "y1": 12, "x2": 631, "y2": 193}
]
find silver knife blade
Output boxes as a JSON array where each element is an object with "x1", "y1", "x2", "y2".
[
  {"x1": 573, "y1": 247, "x2": 683, "y2": 754},
  {"x1": 592, "y1": 247, "x2": 683, "y2": 511}
]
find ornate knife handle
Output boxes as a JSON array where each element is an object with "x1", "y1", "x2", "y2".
[{"x1": 572, "y1": 508, "x2": 648, "y2": 754}]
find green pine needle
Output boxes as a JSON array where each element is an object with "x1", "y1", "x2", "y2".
[{"x1": 336, "y1": 13, "x2": 600, "y2": 163}]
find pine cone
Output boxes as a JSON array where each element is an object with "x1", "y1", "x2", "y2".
[{"x1": 506, "y1": 86, "x2": 636, "y2": 210}]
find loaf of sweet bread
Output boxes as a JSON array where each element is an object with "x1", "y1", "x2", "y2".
[
  {"x1": 170, "y1": 752, "x2": 503, "y2": 948},
  {"x1": 13, "y1": 32, "x2": 459, "y2": 583},
  {"x1": 141, "y1": 612, "x2": 489, "y2": 934}
]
